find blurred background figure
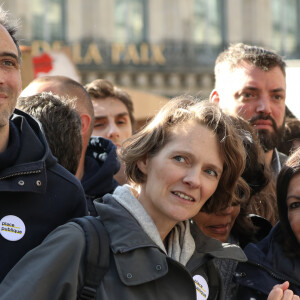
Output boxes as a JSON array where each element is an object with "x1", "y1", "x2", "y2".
[
  {"x1": 84, "y1": 79, "x2": 135, "y2": 145},
  {"x1": 17, "y1": 92, "x2": 82, "y2": 175},
  {"x1": 85, "y1": 79, "x2": 135, "y2": 184}
]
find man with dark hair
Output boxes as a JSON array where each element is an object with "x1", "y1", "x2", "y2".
[
  {"x1": 84, "y1": 79, "x2": 135, "y2": 143},
  {"x1": 211, "y1": 43, "x2": 287, "y2": 177},
  {"x1": 21, "y1": 76, "x2": 120, "y2": 215},
  {"x1": 0, "y1": 8, "x2": 87, "y2": 282},
  {"x1": 210, "y1": 43, "x2": 287, "y2": 225},
  {"x1": 17, "y1": 92, "x2": 82, "y2": 175},
  {"x1": 84, "y1": 79, "x2": 135, "y2": 184}
]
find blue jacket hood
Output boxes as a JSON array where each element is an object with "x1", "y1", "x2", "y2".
[
  {"x1": 236, "y1": 222, "x2": 300, "y2": 298},
  {"x1": 10, "y1": 108, "x2": 57, "y2": 168}
]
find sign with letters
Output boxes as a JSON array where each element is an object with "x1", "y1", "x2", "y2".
[{"x1": 30, "y1": 40, "x2": 166, "y2": 68}]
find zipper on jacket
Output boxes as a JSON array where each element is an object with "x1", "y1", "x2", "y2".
[
  {"x1": 237, "y1": 260, "x2": 300, "y2": 287},
  {"x1": 0, "y1": 169, "x2": 42, "y2": 180}
]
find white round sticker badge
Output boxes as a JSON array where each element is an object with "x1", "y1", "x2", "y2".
[
  {"x1": 193, "y1": 275, "x2": 209, "y2": 300},
  {"x1": 1, "y1": 215, "x2": 26, "y2": 241}
]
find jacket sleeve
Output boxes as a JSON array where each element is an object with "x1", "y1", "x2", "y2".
[{"x1": 0, "y1": 222, "x2": 86, "y2": 300}]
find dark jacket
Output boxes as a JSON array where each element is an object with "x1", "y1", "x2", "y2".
[
  {"x1": 81, "y1": 136, "x2": 120, "y2": 215},
  {"x1": 214, "y1": 215, "x2": 272, "y2": 300},
  {"x1": 235, "y1": 222, "x2": 300, "y2": 299},
  {"x1": 271, "y1": 148, "x2": 287, "y2": 177},
  {"x1": 0, "y1": 109, "x2": 87, "y2": 282},
  {"x1": 0, "y1": 192, "x2": 246, "y2": 300}
]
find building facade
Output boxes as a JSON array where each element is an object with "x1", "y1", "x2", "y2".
[{"x1": 2, "y1": 0, "x2": 300, "y2": 98}]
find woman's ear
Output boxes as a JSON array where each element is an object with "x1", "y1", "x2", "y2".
[{"x1": 137, "y1": 157, "x2": 149, "y2": 175}]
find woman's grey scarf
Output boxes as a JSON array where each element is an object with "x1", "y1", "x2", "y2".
[{"x1": 113, "y1": 185, "x2": 195, "y2": 266}]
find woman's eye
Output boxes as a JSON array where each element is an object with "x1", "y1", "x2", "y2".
[
  {"x1": 289, "y1": 202, "x2": 300, "y2": 210},
  {"x1": 174, "y1": 156, "x2": 185, "y2": 163},
  {"x1": 205, "y1": 169, "x2": 217, "y2": 177}
]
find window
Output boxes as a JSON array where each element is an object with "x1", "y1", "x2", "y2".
[
  {"x1": 32, "y1": 0, "x2": 65, "y2": 41},
  {"x1": 194, "y1": 0, "x2": 224, "y2": 46},
  {"x1": 271, "y1": 0, "x2": 299, "y2": 56},
  {"x1": 114, "y1": 0, "x2": 147, "y2": 43}
]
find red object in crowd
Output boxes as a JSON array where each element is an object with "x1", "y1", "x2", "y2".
[{"x1": 33, "y1": 53, "x2": 53, "y2": 77}]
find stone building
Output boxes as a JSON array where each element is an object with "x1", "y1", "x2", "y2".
[{"x1": 2, "y1": 0, "x2": 300, "y2": 99}]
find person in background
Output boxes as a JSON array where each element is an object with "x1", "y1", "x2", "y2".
[
  {"x1": 0, "y1": 8, "x2": 87, "y2": 282},
  {"x1": 17, "y1": 92, "x2": 82, "y2": 175},
  {"x1": 21, "y1": 75, "x2": 94, "y2": 180},
  {"x1": 84, "y1": 78, "x2": 135, "y2": 185},
  {"x1": 235, "y1": 147, "x2": 300, "y2": 299},
  {"x1": 21, "y1": 76, "x2": 120, "y2": 215},
  {"x1": 84, "y1": 79, "x2": 134, "y2": 146},
  {"x1": 211, "y1": 43, "x2": 287, "y2": 176},
  {"x1": 210, "y1": 42, "x2": 287, "y2": 224},
  {"x1": 0, "y1": 97, "x2": 248, "y2": 300},
  {"x1": 193, "y1": 116, "x2": 273, "y2": 300}
]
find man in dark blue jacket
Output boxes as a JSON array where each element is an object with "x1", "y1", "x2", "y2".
[{"x1": 0, "y1": 8, "x2": 87, "y2": 282}]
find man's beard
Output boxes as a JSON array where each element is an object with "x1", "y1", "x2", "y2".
[{"x1": 249, "y1": 115, "x2": 285, "y2": 153}]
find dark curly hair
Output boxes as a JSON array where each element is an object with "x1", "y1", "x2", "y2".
[{"x1": 277, "y1": 148, "x2": 300, "y2": 258}]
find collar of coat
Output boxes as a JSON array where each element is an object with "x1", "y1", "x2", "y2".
[
  {"x1": 0, "y1": 110, "x2": 57, "y2": 194},
  {"x1": 94, "y1": 195, "x2": 247, "y2": 286}
]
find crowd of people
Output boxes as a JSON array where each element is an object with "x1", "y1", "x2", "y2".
[{"x1": 0, "y1": 6, "x2": 299, "y2": 300}]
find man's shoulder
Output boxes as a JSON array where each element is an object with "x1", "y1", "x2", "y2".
[
  {"x1": 48, "y1": 162, "x2": 88, "y2": 213},
  {"x1": 50, "y1": 162, "x2": 81, "y2": 185}
]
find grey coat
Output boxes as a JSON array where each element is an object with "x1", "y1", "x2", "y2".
[{"x1": 0, "y1": 193, "x2": 246, "y2": 300}]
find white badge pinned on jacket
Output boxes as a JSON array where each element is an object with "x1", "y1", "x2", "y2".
[
  {"x1": 193, "y1": 274, "x2": 209, "y2": 300},
  {"x1": 0, "y1": 215, "x2": 26, "y2": 241}
]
